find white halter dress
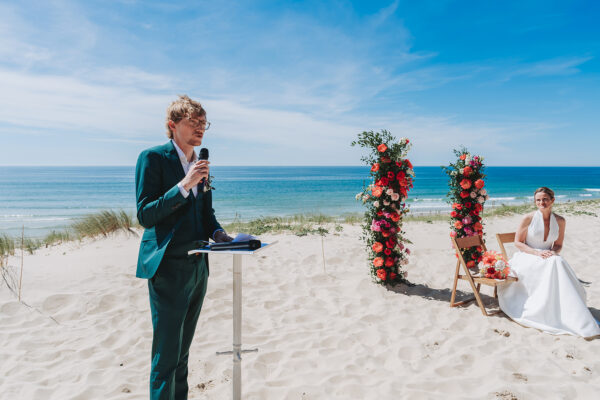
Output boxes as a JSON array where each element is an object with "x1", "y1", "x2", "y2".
[{"x1": 498, "y1": 210, "x2": 600, "y2": 338}]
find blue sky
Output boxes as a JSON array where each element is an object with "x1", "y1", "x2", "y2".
[{"x1": 0, "y1": 0, "x2": 598, "y2": 166}]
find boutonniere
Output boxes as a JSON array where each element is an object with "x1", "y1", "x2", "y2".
[{"x1": 203, "y1": 175, "x2": 215, "y2": 192}]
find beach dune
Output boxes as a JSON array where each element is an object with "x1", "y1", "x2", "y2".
[{"x1": 1, "y1": 211, "x2": 600, "y2": 399}]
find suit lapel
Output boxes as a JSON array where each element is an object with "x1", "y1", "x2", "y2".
[{"x1": 164, "y1": 141, "x2": 186, "y2": 183}]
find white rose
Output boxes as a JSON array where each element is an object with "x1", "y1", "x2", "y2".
[
  {"x1": 407, "y1": 169, "x2": 415, "y2": 176},
  {"x1": 373, "y1": 201, "x2": 379, "y2": 208},
  {"x1": 480, "y1": 189, "x2": 487, "y2": 196},
  {"x1": 495, "y1": 260, "x2": 506, "y2": 269},
  {"x1": 383, "y1": 200, "x2": 390, "y2": 206},
  {"x1": 386, "y1": 188, "x2": 394, "y2": 196},
  {"x1": 391, "y1": 193, "x2": 399, "y2": 201},
  {"x1": 465, "y1": 154, "x2": 471, "y2": 163},
  {"x1": 459, "y1": 168, "x2": 464, "y2": 174},
  {"x1": 478, "y1": 196, "x2": 485, "y2": 203},
  {"x1": 355, "y1": 193, "x2": 362, "y2": 200},
  {"x1": 451, "y1": 171, "x2": 457, "y2": 176},
  {"x1": 401, "y1": 259, "x2": 409, "y2": 265},
  {"x1": 470, "y1": 191, "x2": 477, "y2": 198}
]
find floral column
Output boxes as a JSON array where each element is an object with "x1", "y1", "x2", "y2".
[{"x1": 352, "y1": 130, "x2": 414, "y2": 284}]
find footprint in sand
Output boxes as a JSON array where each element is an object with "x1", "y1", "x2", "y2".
[
  {"x1": 42, "y1": 294, "x2": 76, "y2": 314},
  {"x1": 0, "y1": 301, "x2": 23, "y2": 316}
]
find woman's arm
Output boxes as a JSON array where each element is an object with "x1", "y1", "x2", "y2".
[
  {"x1": 514, "y1": 213, "x2": 542, "y2": 256},
  {"x1": 551, "y1": 215, "x2": 566, "y2": 254}
]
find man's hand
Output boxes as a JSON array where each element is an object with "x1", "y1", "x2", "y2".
[
  {"x1": 214, "y1": 230, "x2": 234, "y2": 243},
  {"x1": 180, "y1": 160, "x2": 210, "y2": 192}
]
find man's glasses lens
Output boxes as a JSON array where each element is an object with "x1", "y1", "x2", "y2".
[{"x1": 188, "y1": 119, "x2": 210, "y2": 130}]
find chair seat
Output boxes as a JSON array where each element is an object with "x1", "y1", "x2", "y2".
[{"x1": 457, "y1": 274, "x2": 518, "y2": 286}]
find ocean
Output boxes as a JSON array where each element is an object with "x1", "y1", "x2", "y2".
[{"x1": 1, "y1": 166, "x2": 599, "y2": 238}]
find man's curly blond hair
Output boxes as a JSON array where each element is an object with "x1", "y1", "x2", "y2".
[{"x1": 165, "y1": 95, "x2": 206, "y2": 138}]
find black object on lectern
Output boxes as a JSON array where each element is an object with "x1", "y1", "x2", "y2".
[{"x1": 208, "y1": 240, "x2": 262, "y2": 251}]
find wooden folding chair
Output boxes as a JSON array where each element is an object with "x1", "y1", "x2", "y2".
[
  {"x1": 496, "y1": 232, "x2": 516, "y2": 260},
  {"x1": 450, "y1": 235, "x2": 517, "y2": 316}
]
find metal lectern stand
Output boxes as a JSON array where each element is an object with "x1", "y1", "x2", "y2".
[{"x1": 188, "y1": 241, "x2": 276, "y2": 400}]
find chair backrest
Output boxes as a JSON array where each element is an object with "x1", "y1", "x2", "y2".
[
  {"x1": 453, "y1": 235, "x2": 485, "y2": 250},
  {"x1": 452, "y1": 235, "x2": 487, "y2": 270},
  {"x1": 496, "y1": 232, "x2": 516, "y2": 260}
]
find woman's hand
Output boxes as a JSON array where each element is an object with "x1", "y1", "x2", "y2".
[{"x1": 537, "y1": 250, "x2": 555, "y2": 259}]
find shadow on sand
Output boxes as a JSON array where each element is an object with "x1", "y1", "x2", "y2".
[{"x1": 386, "y1": 281, "x2": 509, "y2": 318}]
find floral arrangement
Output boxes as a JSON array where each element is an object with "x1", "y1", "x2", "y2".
[
  {"x1": 442, "y1": 148, "x2": 489, "y2": 269},
  {"x1": 479, "y1": 251, "x2": 511, "y2": 279},
  {"x1": 351, "y1": 130, "x2": 414, "y2": 284}
]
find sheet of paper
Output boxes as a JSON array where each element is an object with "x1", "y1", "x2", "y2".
[{"x1": 232, "y1": 233, "x2": 258, "y2": 242}]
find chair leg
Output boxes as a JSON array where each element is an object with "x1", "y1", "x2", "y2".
[
  {"x1": 450, "y1": 260, "x2": 460, "y2": 306},
  {"x1": 465, "y1": 274, "x2": 487, "y2": 316},
  {"x1": 494, "y1": 286, "x2": 498, "y2": 299}
]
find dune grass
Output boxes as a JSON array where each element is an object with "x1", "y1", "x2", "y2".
[
  {"x1": 1, "y1": 199, "x2": 598, "y2": 257},
  {"x1": 71, "y1": 210, "x2": 136, "y2": 239},
  {"x1": 0, "y1": 233, "x2": 16, "y2": 268},
  {"x1": 0, "y1": 210, "x2": 138, "y2": 258},
  {"x1": 223, "y1": 214, "x2": 345, "y2": 236}
]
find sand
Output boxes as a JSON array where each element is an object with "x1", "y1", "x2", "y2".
[{"x1": 1, "y1": 212, "x2": 600, "y2": 400}]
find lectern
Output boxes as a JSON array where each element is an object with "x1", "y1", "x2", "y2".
[{"x1": 188, "y1": 241, "x2": 276, "y2": 400}]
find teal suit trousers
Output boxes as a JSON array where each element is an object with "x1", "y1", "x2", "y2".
[{"x1": 148, "y1": 255, "x2": 208, "y2": 400}]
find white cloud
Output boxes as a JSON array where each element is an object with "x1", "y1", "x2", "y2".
[{"x1": 503, "y1": 56, "x2": 593, "y2": 81}]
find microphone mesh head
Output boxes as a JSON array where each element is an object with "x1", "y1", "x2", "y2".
[{"x1": 199, "y1": 148, "x2": 209, "y2": 160}]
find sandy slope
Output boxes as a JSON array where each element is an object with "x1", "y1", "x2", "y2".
[{"x1": 1, "y1": 212, "x2": 599, "y2": 399}]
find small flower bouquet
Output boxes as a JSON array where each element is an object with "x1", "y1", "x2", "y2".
[{"x1": 478, "y1": 251, "x2": 511, "y2": 279}]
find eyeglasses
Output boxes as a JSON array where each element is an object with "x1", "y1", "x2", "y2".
[{"x1": 186, "y1": 118, "x2": 211, "y2": 130}]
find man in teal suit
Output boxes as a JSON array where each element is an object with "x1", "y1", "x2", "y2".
[{"x1": 135, "y1": 95, "x2": 232, "y2": 400}]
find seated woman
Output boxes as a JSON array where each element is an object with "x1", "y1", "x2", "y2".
[{"x1": 498, "y1": 187, "x2": 600, "y2": 338}]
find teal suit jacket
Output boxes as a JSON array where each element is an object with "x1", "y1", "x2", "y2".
[{"x1": 135, "y1": 141, "x2": 222, "y2": 279}]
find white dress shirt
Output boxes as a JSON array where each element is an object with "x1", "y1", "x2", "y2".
[
  {"x1": 172, "y1": 139, "x2": 198, "y2": 198},
  {"x1": 171, "y1": 140, "x2": 224, "y2": 240}
]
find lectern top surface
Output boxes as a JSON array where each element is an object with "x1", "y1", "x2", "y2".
[{"x1": 187, "y1": 241, "x2": 277, "y2": 256}]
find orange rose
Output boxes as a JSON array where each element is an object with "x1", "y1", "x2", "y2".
[
  {"x1": 372, "y1": 242, "x2": 384, "y2": 253},
  {"x1": 377, "y1": 143, "x2": 388, "y2": 152},
  {"x1": 372, "y1": 186, "x2": 383, "y2": 197},
  {"x1": 460, "y1": 179, "x2": 472, "y2": 190},
  {"x1": 405, "y1": 159, "x2": 413, "y2": 169},
  {"x1": 454, "y1": 221, "x2": 463, "y2": 229},
  {"x1": 460, "y1": 154, "x2": 467, "y2": 160},
  {"x1": 376, "y1": 268, "x2": 387, "y2": 280},
  {"x1": 390, "y1": 212, "x2": 400, "y2": 222},
  {"x1": 373, "y1": 257, "x2": 384, "y2": 267},
  {"x1": 463, "y1": 166, "x2": 472, "y2": 176},
  {"x1": 385, "y1": 257, "x2": 394, "y2": 267},
  {"x1": 466, "y1": 260, "x2": 475, "y2": 268},
  {"x1": 460, "y1": 191, "x2": 470, "y2": 198},
  {"x1": 371, "y1": 163, "x2": 380, "y2": 172},
  {"x1": 381, "y1": 156, "x2": 391, "y2": 163},
  {"x1": 473, "y1": 222, "x2": 483, "y2": 231},
  {"x1": 474, "y1": 179, "x2": 485, "y2": 189}
]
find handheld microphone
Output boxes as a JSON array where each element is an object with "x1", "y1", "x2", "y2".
[
  {"x1": 199, "y1": 147, "x2": 209, "y2": 161},
  {"x1": 198, "y1": 148, "x2": 209, "y2": 187}
]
